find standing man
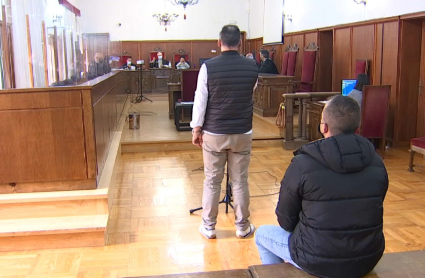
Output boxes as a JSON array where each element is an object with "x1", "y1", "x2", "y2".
[
  {"x1": 191, "y1": 25, "x2": 259, "y2": 239},
  {"x1": 258, "y1": 49, "x2": 278, "y2": 74},
  {"x1": 255, "y1": 95, "x2": 388, "y2": 277}
]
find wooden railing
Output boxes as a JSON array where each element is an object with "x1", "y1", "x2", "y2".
[{"x1": 282, "y1": 92, "x2": 340, "y2": 150}]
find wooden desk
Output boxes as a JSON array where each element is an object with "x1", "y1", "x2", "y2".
[
  {"x1": 307, "y1": 101, "x2": 326, "y2": 141},
  {"x1": 254, "y1": 74, "x2": 294, "y2": 117},
  {"x1": 168, "y1": 83, "x2": 181, "y2": 119},
  {"x1": 150, "y1": 68, "x2": 180, "y2": 91}
]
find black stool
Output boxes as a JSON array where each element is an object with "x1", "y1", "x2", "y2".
[{"x1": 174, "y1": 102, "x2": 194, "y2": 131}]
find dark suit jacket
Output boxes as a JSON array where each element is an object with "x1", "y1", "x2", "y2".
[{"x1": 259, "y1": 58, "x2": 278, "y2": 74}]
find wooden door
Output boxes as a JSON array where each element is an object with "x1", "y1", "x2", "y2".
[{"x1": 417, "y1": 20, "x2": 425, "y2": 137}]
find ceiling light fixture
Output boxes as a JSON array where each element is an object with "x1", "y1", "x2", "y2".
[
  {"x1": 353, "y1": 0, "x2": 366, "y2": 4},
  {"x1": 152, "y1": 13, "x2": 179, "y2": 31},
  {"x1": 169, "y1": 0, "x2": 199, "y2": 19}
]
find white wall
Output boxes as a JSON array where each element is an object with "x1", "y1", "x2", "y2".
[
  {"x1": 77, "y1": 0, "x2": 250, "y2": 41},
  {"x1": 249, "y1": 0, "x2": 425, "y2": 38}
]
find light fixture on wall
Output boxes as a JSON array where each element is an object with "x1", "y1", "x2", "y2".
[
  {"x1": 169, "y1": 0, "x2": 199, "y2": 19},
  {"x1": 353, "y1": 0, "x2": 366, "y2": 4},
  {"x1": 284, "y1": 14, "x2": 292, "y2": 22},
  {"x1": 152, "y1": 13, "x2": 179, "y2": 31}
]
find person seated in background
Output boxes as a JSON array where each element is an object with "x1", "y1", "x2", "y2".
[
  {"x1": 88, "y1": 52, "x2": 107, "y2": 80},
  {"x1": 258, "y1": 49, "x2": 278, "y2": 74},
  {"x1": 255, "y1": 95, "x2": 388, "y2": 278},
  {"x1": 150, "y1": 51, "x2": 169, "y2": 68},
  {"x1": 246, "y1": 52, "x2": 259, "y2": 67},
  {"x1": 347, "y1": 73, "x2": 370, "y2": 108},
  {"x1": 176, "y1": 56, "x2": 190, "y2": 69},
  {"x1": 120, "y1": 57, "x2": 137, "y2": 70}
]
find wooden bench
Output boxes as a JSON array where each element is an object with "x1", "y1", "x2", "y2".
[
  {"x1": 249, "y1": 250, "x2": 425, "y2": 277},
  {"x1": 125, "y1": 269, "x2": 251, "y2": 278}
]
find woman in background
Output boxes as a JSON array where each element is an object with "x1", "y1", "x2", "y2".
[{"x1": 347, "y1": 73, "x2": 370, "y2": 109}]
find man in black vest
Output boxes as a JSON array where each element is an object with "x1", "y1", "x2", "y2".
[
  {"x1": 255, "y1": 96, "x2": 388, "y2": 278},
  {"x1": 191, "y1": 25, "x2": 259, "y2": 239}
]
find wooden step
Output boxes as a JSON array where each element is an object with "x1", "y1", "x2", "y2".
[
  {"x1": 0, "y1": 214, "x2": 107, "y2": 251},
  {"x1": 0, "y1": 188, "x2": 108, "y2": 220}
]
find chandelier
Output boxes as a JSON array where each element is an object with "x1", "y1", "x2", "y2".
[
  {"x1": 152, "y1": 13, "x2": 179, "y2": 31},
  {"x1": 169, "y1": 0, "x2": 199, "y2": 19}
]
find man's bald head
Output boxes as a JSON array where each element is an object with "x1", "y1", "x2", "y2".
[{"x1": 321, "y1": 95, "x2": 361, "y2": 137}]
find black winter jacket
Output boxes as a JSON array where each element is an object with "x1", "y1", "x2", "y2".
[{"x1": 277, "y1": 134, "x2": 388, "y2": 278}]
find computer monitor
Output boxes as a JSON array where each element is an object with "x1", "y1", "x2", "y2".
[
  {"x1": 199, "y1": 58, "x2": 210, "y2": 66},
  {"x1": 341, "y1": 79, "x2": 357, "y2": 96}
]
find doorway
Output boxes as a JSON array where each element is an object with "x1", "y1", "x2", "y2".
[
  {"x1": 317, "y1": 30, "x2": 333, "y2": 92},
  {"x1": 417, "y1": 20, "x2": 425, "y2": 137}
]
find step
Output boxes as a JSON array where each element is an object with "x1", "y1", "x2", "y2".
[
  {"x1": 0, "y1": 188, "x2": 108, "y2": 220},
  {"x1": 0, "y1": 215, "x2": 108, "y2": 251}
]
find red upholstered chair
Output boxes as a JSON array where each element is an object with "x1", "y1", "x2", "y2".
[
  {"x1": 255, "y1": 51, "x2": 261, "y2": 65},
  {"x1": 355, "y1": 59, "x2": 368, "y2": 78},
  {"x1": 173, "y1": 49, "x2": 190, "y2": 67},
  {"x1": 174, "y1": 69, "x2": 200, "y2": 131},
  {"x1": 408, "y1": 138, "x2": 425, "y2": 172},
  {"x1": 281, "y1": 51, "x2": 289, "y2": 75},
  {"x1": 298, "y1": 42, "x2": 318, "y2": 92},
  {"x1": 284, "y1": 44, "x2": 299, "y2": 77},
  {"x1": 269, "y1": 46, "x2": 276, "y2": 61},
  {"x1": 149, "y1": 48, "x2": 165, "y2": 62},
  {"x1": 359, "y1": 85, "x2": 391, "y2": 158}
]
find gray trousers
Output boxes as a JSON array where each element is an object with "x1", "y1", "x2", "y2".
[{"x1": 201, "y1": 133, "x2": 252, "y2": 231}]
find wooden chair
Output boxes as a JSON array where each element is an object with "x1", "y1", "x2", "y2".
[
  {"x1": 359, "y1": 85, "x2": 391, "y2": 158},
  {"x1": 408, "y1": 137, "x2": 425, "y2": 172},
  {"x1": 298, "y1": 42, "x2": 319, "y2": 92},
  {"x1": 355, "y1": 59, "x2": 369, "y2": 78},
  {"x1": 173, "y1": 49, "x2": 190, "y2": 68},
  {"x1": 149, "y1": 47, "x2": 166, "y2": 66}
]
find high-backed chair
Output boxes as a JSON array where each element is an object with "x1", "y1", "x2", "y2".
[
  {"x1": 281, "y1": 44, "x2": 298, "y2": 76},
  {"x1": 408, "y1": 138, "x2": 425, "y2": 172},
  {"x1": 149, "y1": 47, "x2": 166, "y2": 63},
  {"x1": 298, "y1": 42, "x2": 318, "y2": 92},
  {"x1": 174, "y1": 69, "x2": 200, "y2": 131},
  {"x1": 355, "y1": 59, "x2": 368, "y2": 78},
  {"x1": 359, "y1": 85, "x2": 391, "y2": 158},
  {"x1": 173, "y1": 49, "x2": 190, "y2": 67}
]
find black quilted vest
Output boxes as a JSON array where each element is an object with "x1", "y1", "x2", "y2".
[{"x1": 202, "y1": 51, "x2": 258, "y2": 134}]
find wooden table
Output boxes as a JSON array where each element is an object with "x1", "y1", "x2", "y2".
[
  {"x1": 168, "y1": 82, "x2": 181, "y2": 119},
  {"x1": 307, "y1": 101, "x2": 326, "y2": 141},
  {"x1": 254, "y1": 74, "x2": 294, "y2": 117}
]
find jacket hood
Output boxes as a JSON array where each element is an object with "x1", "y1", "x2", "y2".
[{"x1": 295, "y1": 134, "x2": 376, "y2": 173}]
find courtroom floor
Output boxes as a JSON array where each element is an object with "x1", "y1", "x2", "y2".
[
  {"x1": 120, "y1": 93, "x2": 282, "y2": 144},
  {"x1": 1, "y1": 146, "x2": 425, "y2": 277}
]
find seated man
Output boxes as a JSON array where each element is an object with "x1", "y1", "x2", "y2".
[
  {"x1": 258, "y1": 49, "x2": 278, "y2": 74},
  {"x1": 255, "y1": 95, "x2": 388, "y2": 278},
  {"x1": 176, "y1": 56, "x2": 190, "y2": 69},
  {"x1": 88, "y1": 52, "x2": 107, "y2": 80},
  {"x1": 150, "y1": 52, "x2": 169, "y2": 68},
  {"x1": 120, "y1": 57, "x2": 137, "y2": 70}
]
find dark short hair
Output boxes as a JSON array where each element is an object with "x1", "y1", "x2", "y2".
[
  {"x1": 260, "y1": 49, "x2": 269, "y2": 58},
  {"x1": 354, "y1": 73, "x2": 370, "y2": 91},
  {"x1": 323, "y1": 95, "x2": 361, "y2": 135},
  {"x1": 219, "y1": 25, "x2": 241, "y2": 47}
]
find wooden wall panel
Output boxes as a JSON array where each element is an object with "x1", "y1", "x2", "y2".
[
  {"x1": 352, "y1": 25, "x2": 375, "y2": 80},
  {"x1": 190, "y1": 41, "x2": 221, "y2": 69},
  {"x1": 304, "y1": 32, "x2": 318, "y2": 46},
  {"x1": 317, "y1": 31, "x2": 333, "y2": 92},
  {"x1": 381, "y1": 21, "x2": 400, "y2": 141},
  {"x1": 0, "y1": 108, "x2": 87, "y2": 183},
  {"x1": 374, "y1": 24, "x2": 383, "y2": 85},
  {"x1": 166, "y1": 42, "x2": 192, "y2": 64},
  {"x1": 396, "y1": 20, "x2": 421, "y2": 144},
  {"x1": 333, "y1": 28, "x2": 352, "y2": 91}
]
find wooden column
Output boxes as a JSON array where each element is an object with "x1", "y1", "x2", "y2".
[
  {"x1": 63, "y1": 28, "x2": 68, "y2": 79},
  {"x1": 42, "y1": 21, "x2": 49, "y2": 86},
  {"x1": 26, "y1": 15, "x2": 34, "y2": 88},
  {"x1": 1, "y1": 6, "x2": 11, "y2": 88},
  {"x1": 53, "y1": 26, "x2": 60, "y2": 82}
]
